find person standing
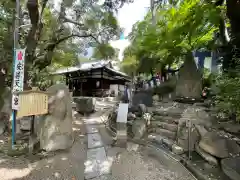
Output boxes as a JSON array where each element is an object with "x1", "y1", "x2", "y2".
[{"x1": 123, "y1": 84, "x2": 129, "y2": 103}]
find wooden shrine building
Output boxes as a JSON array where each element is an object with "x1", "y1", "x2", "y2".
[{"x1": 52, "y1": 60, "x2": 130, "y2": 97}]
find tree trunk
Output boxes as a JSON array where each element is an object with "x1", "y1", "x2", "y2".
[
  {"x1": 226, "y1": 0, "x2": 240, "y2": 48},
  {"x1": 226, "y1": 0, "x2": 240, "y2": 74},
  {"x1": 0, "y1": 67, "x2": 7, "y2": 110}
]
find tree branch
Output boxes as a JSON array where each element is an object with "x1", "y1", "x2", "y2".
[
  {"x1": 33, "y1": 33, "x2": 100, "y2": 69},
  {"x1": 45, "y1": 33, "x2": 100, "y2": 51},
  {"x1": 40, "y1": 0, "x2": 49, "y2": 21},
  {"x1": 206, "y1": 0, "x2": 230, "y2": 45},
  {"x1": 61, "y1": 16, "x2": 85, "y2": 27},
  {"x1": 215, "y1": 0, "x2": 224, "y2": 6}
]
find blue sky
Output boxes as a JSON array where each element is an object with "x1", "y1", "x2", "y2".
[{"x1": 110, "y1": 0, "x2": 150, "y2": 60}]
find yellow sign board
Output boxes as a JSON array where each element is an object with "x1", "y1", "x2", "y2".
[{"x1": 16, "y1": 90, "x2": 48, "y2": 118}]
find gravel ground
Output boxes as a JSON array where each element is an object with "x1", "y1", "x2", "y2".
[
  {"x1": 90, "y1": 149, "x2": 196, "y2": 180},
  {"x1": 0, "y1": 100, "x2": 196, "y2": 180},
  {"x1": 0, "y1": 111, "x2": 87, "y2": 180}
]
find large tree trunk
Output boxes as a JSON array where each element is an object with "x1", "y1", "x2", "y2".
[
  {"x1": 0, "y1": 69, "x2": 6, "y2": 110},
  {"x1": 214, "y1": 0, "x2": 240, "y2": 74},
  {"x1": 225, "y1": 0, "x2": 240, "y2": 75},
  {"x1": 226, "y1": 0, "x2": 240, "y2": 48}
]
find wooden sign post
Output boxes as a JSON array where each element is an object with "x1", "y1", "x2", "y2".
[
  {"x1": 16, "y1": 90, "x2": 48, "y2": 118},
  {"x1": 15, "y1": 90, "x2": 48, "y2": 153}
]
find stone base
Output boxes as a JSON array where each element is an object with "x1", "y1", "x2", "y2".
[
  {"x1": 116, "y1": 122, "x2": 127, "y2": 147},
  {"x1": 74, "y1": 97, "x2": 96, "y2": 114},
  {"x1": 115, "y1": 136, "x2": 127, "y2": 148}
]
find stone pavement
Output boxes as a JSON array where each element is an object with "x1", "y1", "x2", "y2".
[
  {"x1": 83, "y1": 102, "x2": 115, "y2": 180},
  {"x1": 83, "y1": 100, "x2": 197, "y2": 180}
]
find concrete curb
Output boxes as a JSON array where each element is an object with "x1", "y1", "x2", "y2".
[
  {"x1": 128, "y1": 139, "x2": 200, "y2": 180},
  {"x1": 181, "y1": 160, "x2": 208, "y2": 180},
  {"x1": 145, "y1": 140, "x2": 230, "y2": 180}
]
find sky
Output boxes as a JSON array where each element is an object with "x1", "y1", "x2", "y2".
[
  {"x1": 110, "y1": 0, "x2": 150, "y2": 60},
  {"x1": 54, "y1": 0, "x2": 150, "y2": 60}
]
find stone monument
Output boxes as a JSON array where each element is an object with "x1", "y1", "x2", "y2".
[
  {"x1": 37, "y1": 84, "x2": 74, "y2": 151},
  {"x1": 175, "y1": 52, "x2": 202, "y2": 99},
  {"x1": 74, "y1": 97, "x2": 96, "y2": 114},
  {"x1": 115, "y1": 103, "x2": 128, "y2": 147},
  {"x1": 132, "y1": 89, "x2": 153, "y2": 107}
]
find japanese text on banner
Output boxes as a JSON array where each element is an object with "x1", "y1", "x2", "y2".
[{"x1": 12, "y1": 49, "x2": 25, "y2": 110}]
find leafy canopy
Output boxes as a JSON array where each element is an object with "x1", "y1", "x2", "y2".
[{"x1": 121, "y1": 0, "x2": 221, "y2": 75}]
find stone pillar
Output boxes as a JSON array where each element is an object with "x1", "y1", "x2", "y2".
[{"x1": 115, "y1": 103, "x2": 128, "y2": 147}]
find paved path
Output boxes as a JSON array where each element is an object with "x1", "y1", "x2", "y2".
[
  {"x1": 83, "y1": 100, "x2": 196, "y2": 180},
  {"x1": 84, "y1": 111, "x2": 113, "y2": 179}
]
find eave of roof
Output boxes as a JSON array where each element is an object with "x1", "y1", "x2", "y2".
[
  {"x1": 51, "y1": 60, "x2": 111, "y2": 75},
  {"x1": 51, "y1": 60, "x2": 130, "y2": 81}
]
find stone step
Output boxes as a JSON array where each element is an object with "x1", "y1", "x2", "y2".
[
  {"x1": 148, "y1": 128, "x2": 176, "y2": 140},
  {"x1": 195, "y1": 144, "x2": 218, "y2": 166},
  {"x1": 147, "y1": 134, "x2": 184, "y2": 155},
  {"x1": 152, "y1": 109, "x2": 183, "y2": 118},
  {"x1": 152, "y1": 115, "x2": 179, "y2": 124},
  {"x1": 221, "y1": 157, "x2": 240, "y2": 180},
  {"x1": 150, "y1": 121, "x2": 178, "y2": 132},
  {"x1": 148, "y1": 133, "x2": 166, "y2": 144}
]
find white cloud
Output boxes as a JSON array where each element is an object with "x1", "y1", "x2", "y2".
[
  {"x1": 117, "y1": 0, "x2": 150, "y2": 35},
  {"x1": 110, "y1": 0, "x2": 150, "y2": 60}
]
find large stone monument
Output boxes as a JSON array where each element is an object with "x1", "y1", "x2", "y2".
[
  {"x1": 37, "y1": 84, "x2": 74, "y2": 151},
  {"x1": 132, "y1": 89, "x2": 153, "y2": 107},
  {"x1": 175, "y1": 53, "x2": 202, "y2": 99}
]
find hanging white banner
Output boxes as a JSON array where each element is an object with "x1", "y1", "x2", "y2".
[{"x1": 12, "y1": 49, "x2": 25, "y2": 110}]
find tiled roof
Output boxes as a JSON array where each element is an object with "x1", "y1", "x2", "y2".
[
  {"x1": 52, "y1": 60, "x2": 111, "y2": 75},
  {"x1": 52, "y1": 60, "x2": 130, "y2": 80}
]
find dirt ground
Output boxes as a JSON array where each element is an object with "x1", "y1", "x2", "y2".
[
  {"x1": 0, "y1": 112, "x2": 87, "y2": 180},
  {"x1": 0, "y1": 101, "x2": 196, "y2": 180}
]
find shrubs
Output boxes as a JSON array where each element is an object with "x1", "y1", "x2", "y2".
[{"x1": 214, "y1": 75, "x2": 240, "y2": 121}]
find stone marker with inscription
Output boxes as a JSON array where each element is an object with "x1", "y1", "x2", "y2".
[
  {"x1": 175, "y1": 53, "x2": 202, "y2": 99},
  {"x1": 116, "y1": 103, "x2": 128, "y2": 147}
]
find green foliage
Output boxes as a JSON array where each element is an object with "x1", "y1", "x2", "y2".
[
  {"x1": 120, "y1": 55, "x2": 138, "y2": 76},
  {"x1": 214, "y1": 75, "x2": 240, "y2": 121},
  {"x1": 92, "y1": 43, "x2": 117, "y2": 60},
  {"x1": 202, "y1": 68, "x2": 212, "y2": 87},
  {"x1": 0, "y1": 0, "x2": 129, "y2": 89},
  {"x1": 121, "y1": 0, "x2": 220, "y2": 75}
]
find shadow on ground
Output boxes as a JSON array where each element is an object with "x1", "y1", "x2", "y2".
[{"x1": 0, "y1": 111, "x2": 86, "y2": 180}]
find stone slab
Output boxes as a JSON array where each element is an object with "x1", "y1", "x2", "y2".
[
  {"x1": 86, "y1": 125, "x2": 99, "y2": 134},
  {"x1": 116, "y1": 103, "x2": 128, "y2": 123},
  {"x1": 88, "y1": 133, "x2": 103, "y2": 149},
  {"x1": 85, "y1": 147, "x2": 110, "y2": 179},
  {"x1": 221, "y1": 157, "x2": 240, "y2": 180},
  {"x1": 83, "y1": 116, "x2": 103, "y2": 125}
]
